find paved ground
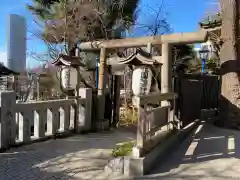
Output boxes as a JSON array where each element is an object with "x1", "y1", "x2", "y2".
[
  {"x1": 0, "y1": 128, "x2": 135, "y2": 180},
  {"x1": 138, "y1": 121, "x2": 240, "y2": 180},
  {"x1": 2, "y1": 122, "x2": 240, "y2": 180}
]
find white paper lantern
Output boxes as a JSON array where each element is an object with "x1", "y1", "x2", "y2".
[
  {"x1": 132, "y1": 67, "x2": 152, "y2": 96},
  {"x1": 61, "y1": 66, "x2": 77, "y2": 89}
]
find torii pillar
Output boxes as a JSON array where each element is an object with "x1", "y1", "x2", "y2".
[
  {"x1": 161, "y1": 43, "x2": 172, "y2": 106},
  {"x1": 98, "y1": 48, "x2": 107, "y2": 121}
]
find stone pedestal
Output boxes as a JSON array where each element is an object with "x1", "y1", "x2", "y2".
[
  {"x1": 0, "y1": 91, "x2": 16, "y2": 149},
  {"x1": 75, "y1": 88, "x2": 92, "y2": 133}
]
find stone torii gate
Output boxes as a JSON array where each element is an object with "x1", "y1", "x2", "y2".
[{"x1": 79, "y1": 31, "x2": 208, "y2": 121}]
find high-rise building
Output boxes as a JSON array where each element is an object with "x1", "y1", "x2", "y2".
[{"x1": 7, "y1": 14, "x2": 26, "y2": 73}]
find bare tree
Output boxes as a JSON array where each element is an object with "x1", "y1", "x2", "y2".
[
  {"x1": 115, "y1": 2, "x2": 170, "y2": 100},
  {"x1": 128, "y1": 1, "x2": 171, "y2": 37}
]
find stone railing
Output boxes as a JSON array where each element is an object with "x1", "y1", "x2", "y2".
[
  {"x1": 133, "y1": 92, "x2": 178, "y2": 157},
  {"x1": 0, "y1": 88, "x2": 92, "y2": 150}
]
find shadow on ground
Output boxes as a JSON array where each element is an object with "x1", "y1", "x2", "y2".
[
  {"x1": 0, "y1": 127, "x2": 135, "y2": 180},
  {"x1": 135, "y1": 121, "x2": 240, "y2": 180}
]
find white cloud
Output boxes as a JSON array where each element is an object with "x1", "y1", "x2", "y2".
[{"x1": 0, "y1": 51, "x2": 7, "y2": 66}]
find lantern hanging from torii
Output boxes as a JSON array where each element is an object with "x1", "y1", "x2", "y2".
[
  {"x1": 107, "y1": 48, "x2": 162, "y2": 97},
  {"x1": 52, "y1": 54, "x2": 85, "y2": 94}
]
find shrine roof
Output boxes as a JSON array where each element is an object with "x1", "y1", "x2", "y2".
[
  {"x1": 108, "y1": 48, "x2": 160, "y2": 66},
  {"x1": 199, "y1": 13, "x2": 222, "y2": 29},
  {"x1": 0, "y1": 64, "x2": 19, "y2": 75},
  {"x1": 52, "y1": 54, "x2": 84, "y2": 68}
]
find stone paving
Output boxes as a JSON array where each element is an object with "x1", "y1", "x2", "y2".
[
  {"x1": 137, "y1": 122, "x2": 240, "y2": 180},
  {"x1": 0, "y1": 128, "x2": 135, "y2": 180},
  {"x1": 2, "y1": 121, "x2": 240, "y2": 180}
]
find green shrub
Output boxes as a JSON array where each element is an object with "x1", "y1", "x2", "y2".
[{"x1": 112, "y1": 141, "x2": 135, "y2": 157}]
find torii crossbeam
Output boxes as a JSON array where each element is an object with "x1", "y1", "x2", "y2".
[{"x1": 79, "y1": 31, "x2": 207, "y2": 50}]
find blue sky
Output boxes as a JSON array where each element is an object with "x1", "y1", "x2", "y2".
[{"x1": 0, "y1": 0, "x2": 217, "y2": 68}]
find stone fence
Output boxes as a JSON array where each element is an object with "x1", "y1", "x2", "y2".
[
  {"x1": 133, "y1": 92, "x2": 178, "y2": 157},
  {"x1": 0, "y1": 88, "x2": 92, "y2": 150}
]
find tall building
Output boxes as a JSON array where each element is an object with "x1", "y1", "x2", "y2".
[{"x1": 7, "y1": 14, "x2": 26, "y2": 73}]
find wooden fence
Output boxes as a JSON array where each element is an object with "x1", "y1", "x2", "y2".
[
  {"x1": 201, "y1": 75, "x2": 220, "y2": 109},
  {"x1": 174, "y1": 74, "x2": 220, "y2": 126}
]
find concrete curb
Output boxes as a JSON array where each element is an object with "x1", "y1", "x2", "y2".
[
  {"x1": 125, "y1": 119, "x2": 200, "y2": 177},
  {"x1": 105, "y1": 119, "x2": 201, "y2": 177}
]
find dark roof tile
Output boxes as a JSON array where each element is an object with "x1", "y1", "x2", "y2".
[{"x1": 199, "y1": 13, "x2": 222, "y2": 29}]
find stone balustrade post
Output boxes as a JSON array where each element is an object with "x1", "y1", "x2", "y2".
[
  {"x1": 0, "y1": 91, "x2": 16, "y2": 149},
  {"x1": 47, "y1": 107, "x2": 59, "y2": 135},
  {"x1": 19, "y1": 111, "x2": 33, "y2": 143},
  {"x1": 76, "y1": 88, "x2": 92, "y2": 133},
  {"x1": 62, "y1": 106, "x2": 70, "y2": 131},
  {"x1": 34, "y1": 109, "x2": 47, "y2": 138}
]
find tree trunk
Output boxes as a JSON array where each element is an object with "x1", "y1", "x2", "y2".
[{"x1": 219, "y1": 0, "x2": 240, "y2": 128}]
